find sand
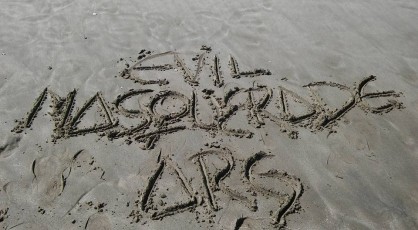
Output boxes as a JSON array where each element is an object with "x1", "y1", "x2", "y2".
[{"x1": 0, "y1": 0, "x2": 418, "y2": 229}]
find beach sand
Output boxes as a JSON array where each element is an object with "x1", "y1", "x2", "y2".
[{"x1": 0, "y1": 0, "x2": 417, "y2": 229}]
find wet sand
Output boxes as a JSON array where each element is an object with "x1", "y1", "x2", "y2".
[{"x1": 0, "y1": 0, "x2": 418, "y2": 229}]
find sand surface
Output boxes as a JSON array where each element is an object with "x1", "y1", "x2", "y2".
[{"x1": 1, "y1": 0, "x2": 418, "y2": 229}]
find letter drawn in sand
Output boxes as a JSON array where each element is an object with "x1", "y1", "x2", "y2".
[
  {"x1": 189, "y1": 148, "x2": 235, "y2": 210},
  {"x1": 121, "y1": 51, "x2": 174, "y2": 85},
  {"x1": 244, "y1": 152, "x2": 303, "y2": 228},
  {"x1": 229, "y1": 55, "x2": 272, "y2": 79},
  {"x1": 139, "y1": 158, "x2": 198, "y2": 220},
  {"x1": 68, "y1": 93, "x2": 118, "y2": 137},
  {"x1": 13, "y1": 88, "x2": 48, "y2": 133}
]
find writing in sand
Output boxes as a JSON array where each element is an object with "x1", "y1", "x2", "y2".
[
  {"x1": 12, "y1": 48, "x2": 403, "y2": 149},
  {"x1": 9, "y1": 47, "x2": 405, "y2": 229}
]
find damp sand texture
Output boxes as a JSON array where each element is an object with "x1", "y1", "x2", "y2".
[{"x1": 1, "y1": 0, "x2": 418, "y2": 229}]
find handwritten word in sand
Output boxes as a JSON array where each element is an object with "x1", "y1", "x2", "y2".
[
  {"x1": 125, "y1": 148, "x2": 303, "y2": 229},
  {"x1": 119, "y1": 48, "x2": 272, "y2": 87},
  {"x1": 12, "y1": 75, "x2": 403, "y2": 149}
]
